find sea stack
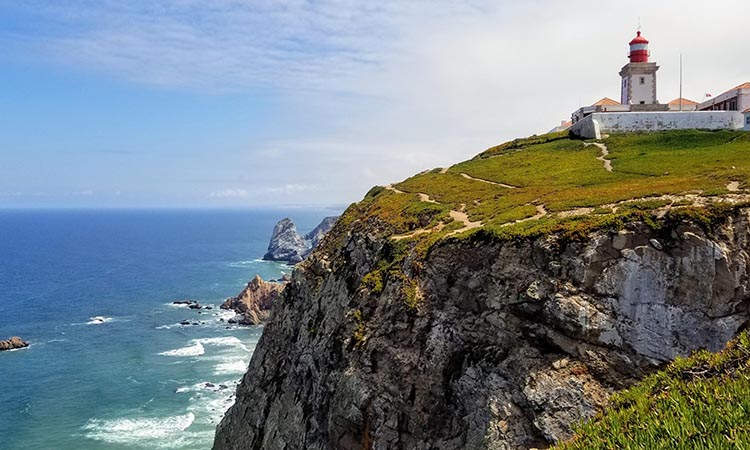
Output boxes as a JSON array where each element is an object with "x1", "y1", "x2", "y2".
[
  {"x1": 263, "y1": 218, "x2": 308, "y2": 263},
  {"x1": 221, "y1": 274, "x2": 288, "y2": 325},
  {"x1": 263, "y1": 216, "x2": 339, "y2": 264}
]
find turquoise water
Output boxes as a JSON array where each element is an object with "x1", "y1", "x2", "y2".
[{"x1": 0, "y1": 208, "x2": 337, "y2": 450}]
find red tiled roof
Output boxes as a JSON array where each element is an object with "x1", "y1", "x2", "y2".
[
  {"x1": 668, "y1": 97, "x2": 699, "y2": 106},
  {"x1": 592, "y1": 97, "x2": 620, "y2": 106},
  {"x1": 718, "y1": 82, "x2": 750, "y2": 97}
]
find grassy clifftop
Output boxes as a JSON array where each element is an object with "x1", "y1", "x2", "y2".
[
  {"x1": 554, "y1": 331, "x2": 750, "y2": 449},
  {"x1": 342, "y1": 130, "x2": 750, "y2": 249}
]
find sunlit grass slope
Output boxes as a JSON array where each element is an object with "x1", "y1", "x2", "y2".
[
  {"x1": 342, "y1": 130, "x2": 750, "y2": 247},
  {"x1": 554, "y1": 331, "x2": 750, "y2": 450}
]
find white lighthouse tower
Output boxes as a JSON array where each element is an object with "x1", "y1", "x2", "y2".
[{"x1": 619, "y1": 31, "x2": 659, "y2": 105}]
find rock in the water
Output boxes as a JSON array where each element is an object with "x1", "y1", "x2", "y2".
[
  {"x1": 221, "y1": 275, "x2": 286, "y2": 325},
  {"x1": 263, "y1": 218, "x2": 308, "y2": 263},
  {"x1": 0, "y1": 336, "x2": 28, "y2": 351},
  {"x1": 263, "y1": 216, "x2": 339, "y2": 263},
  {"x1": 304, "y1": 216, "x2": 339, "y2": 248}
]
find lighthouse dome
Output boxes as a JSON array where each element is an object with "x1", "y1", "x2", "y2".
[
  {"x1": 629, "y1": 31, "x2": 649, "y2": 45},
  {"x1": 628, "y1": 31, "x2": 650, "y2": 63}
]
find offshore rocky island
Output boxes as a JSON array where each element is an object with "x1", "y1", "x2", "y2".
[{"x1": 213, "y1": 129, "x2": 750, "y2": 449}]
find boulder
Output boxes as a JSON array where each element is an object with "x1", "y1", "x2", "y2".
[{"x1": 0, "y1": 336, "x2": 28, "y2": 351}]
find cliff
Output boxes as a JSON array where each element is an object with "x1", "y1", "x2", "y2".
[{"x1": 213, "y1": 130, "x2": 750, "y2": 450}]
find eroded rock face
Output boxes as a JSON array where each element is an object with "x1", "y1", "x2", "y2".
[
  {"x1": 305, "y1": 216, "x2": 339, "y2": 248},
  {"x1": 221, "y1": 275, "x2": 287, "y2": 325},
  {"x1": 263, "y1": 218, "x2": 308, "y2": 263},
  {"x1": 213, "y1": 211, "x2": 750, "y2": 450},
  {"x1": 0, "y1": 336, "x2": 28, "y2": 351}
]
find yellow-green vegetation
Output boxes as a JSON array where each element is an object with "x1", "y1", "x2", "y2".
[
  {"x1": 402, "y1": 278, "x2": 422, "y2": 310},
  {"x1": 340, "y1": 130, "x2": 750, "y2": 254},
  {"x1": 352, "y1": 309, "x2": 366, "y2": 346},
  {"x1": 555, "y1": 331, "x2": 750, "y2": 450}
]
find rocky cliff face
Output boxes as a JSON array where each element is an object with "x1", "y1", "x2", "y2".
[
  {"x1": 213, "y1": 210, "x2": 750, "y2": 450},
  {"x1": 221, "y1": 275, "x2": 288, "y2": 325}
]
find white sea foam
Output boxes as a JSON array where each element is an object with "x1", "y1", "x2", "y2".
[
  {"x1": 159, "y1": 342, "x2": 205, "y2": 357},
  {"x1": 227, "y1": 259, "x2": 264, "y2": 267},
  {"x1": 82, "y1": 412, "x2": 195, "y2": 446},
  {"x1": 159, "y1": 336, "x2": 249, "y2": 358},
  {"x1": 213, "y1": 360, "x2": 248, "y2": 376},
  {"x1": 86, "y1": 316, "x2": 113, "y2": 325},
  {"x1": 175, "y1": 379, "x2": 237, "y2": 394},
  {"x1": 167, "y1": 303, "x2": 187, "y2": 308},
  {"x1": 198, "y1": 336, "x2": 249, "y2": 351}
]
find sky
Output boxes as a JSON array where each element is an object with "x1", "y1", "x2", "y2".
[{"x1": 1, "y1": 0, "x2": 749, "y2": 208}]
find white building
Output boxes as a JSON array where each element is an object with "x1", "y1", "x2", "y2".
[
  {"x1": 744, "y1": 109, "x2": 750, "y2": 131},
  {"x1": 697, "y1": 82, "x2": 750, "y2": 112}
]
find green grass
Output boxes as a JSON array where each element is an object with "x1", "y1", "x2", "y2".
[
  {"x1": 554, "y1": 331, "x2": 750, "y2": 450},
  {"x1": 337, "y1": 130, "x2": 750, "y2": 257}
]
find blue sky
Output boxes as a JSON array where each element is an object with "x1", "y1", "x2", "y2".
[{"x1": 1, "y1": 1, "x2": 749, "y2": 208}]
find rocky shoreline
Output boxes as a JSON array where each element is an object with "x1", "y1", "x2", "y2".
[{"x1": 0, "y1": 336, "x2": 28, "y2": 351}]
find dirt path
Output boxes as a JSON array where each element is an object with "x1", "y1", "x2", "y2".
[
  {"x1": 447, "y1": 205, "x2": 483, "y2": 236},
  {"x1": 385, "y1": 184, "x2": 405, "y2": 194},
  {"x1": 585, "y1": 142, "x2": 613, "y2": 172},
  {"x1": 418, "y1": 193, "x2": 437, "y2": 203},
  {"x1": 439, "y1": 167, "x2": 449, "y2": 174},
  {"x1": 460, "y1": 173, "x2": 518, "y2": 189}
]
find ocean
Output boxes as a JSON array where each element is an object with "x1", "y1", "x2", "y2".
[{"x1": 0, "y1": 208, "x2": 338, "y2": 450}]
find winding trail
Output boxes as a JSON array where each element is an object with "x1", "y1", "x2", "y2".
[
  {"x1": 447, "y1": 205, "x2": 483, "y2": 236},
  {"x1": 385, "y1": 184, "x2": 405, "y2": 194},
  {"x1": 387, "y1": 166, "x2": 750, "y2": 240},
  {"x1": 460, "y1": 173, "x2": 518, "y2": 189},
  {"x1": 585, "y1": 142, "x2": 613, "y2": 172},
  {"x1": 418, "y1": 193, "x2": 437, "y2": 204}
]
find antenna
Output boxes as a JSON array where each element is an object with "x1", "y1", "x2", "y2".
[
  {"x1": 679, "y1": 54, "x2": 683, "y2": 111},
  {"x1": 637, "y1": 17, "x2": 641, "y2": 32}
]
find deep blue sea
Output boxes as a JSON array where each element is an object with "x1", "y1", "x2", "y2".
[{"x1": 0, "y1": 208, "x2": 338, "y2": 450}]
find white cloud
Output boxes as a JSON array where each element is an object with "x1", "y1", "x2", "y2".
[
  {"x1": 4, "y1": 1, "x2": 750, "y2": 206},
  {"x1": 209, "y1": 188, "x2": 249, "y2": 198}
]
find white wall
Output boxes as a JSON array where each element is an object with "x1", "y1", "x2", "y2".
[
  {"x1": 571, "y1": 111, "x2": 745, "y2": 138},
  {"x1": 627, "y1": 73, "x2": 656, "y2": 105}
]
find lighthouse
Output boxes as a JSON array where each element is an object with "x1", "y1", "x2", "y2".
[{"x1": 619, "y1": 31, "x2": 659, "y2": 105}]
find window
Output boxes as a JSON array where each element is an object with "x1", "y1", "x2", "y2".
[
  {"x1": 639, "y1": 101, "x2": 645, "y2": 104},
  {"x1": 639, "y1": 77, "x2": 646, "y2": 85},
  {"x1": 729, "y1": 99, "x2": 738, "y2": 111},
  {"x1": 746, "y1": 116, "x2": 750, "y2": 125}
]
